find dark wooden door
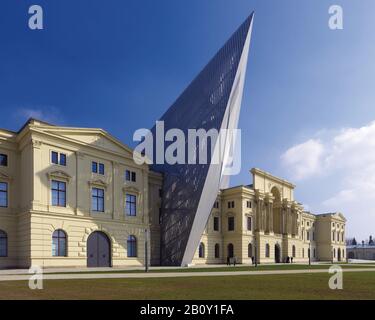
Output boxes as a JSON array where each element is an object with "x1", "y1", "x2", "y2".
[
  {"x1": 275, "y1": 245, "x2": 281, "y2": 263},
  {"x1": 87, "y1": 231, "x2": 111, "y2": 267}
]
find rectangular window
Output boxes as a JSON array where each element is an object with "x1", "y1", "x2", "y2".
[
  {"x1": 247, "y1": 216, "x2": 252, "y2": 231},
  {"x1": 51, "y1": 180, "x2": 66, "y2": 207},
  {"x1": 213, "y1": 201, "x2": 219, "y2": 209},
  {"x1": 246, "y1": 201, "x2": 251, "y2": 208},
  {"x1": 92, "y1": 188, "x2": 104, "y2": 212},
  {"x1": 51, "y1": 151, "x2": 59, "y2": 165},
  {"x1": 332, "y1": 231, "x2": 335, "y2": 241},
  {"x1": 125, "y1": 170, "x2": 136, "y2": 182},
  {"x1": 0, "y1": 154, "x2": 8, "y2": 167},
  {"x1": 227, "y1": 201, "x2": 235, "y2": 209},
  {"x1": 92, "y1": 162, "x2": 98, "y2": 173},
  {"x1": 307, "y1": 231, "x2": 310, "y2": 241},
  {"x1": 51, "y1": 152, "x2": 66, "y2": 166},
  {"x1": 98, "y1": 163, "x2": 105, "y2": 175},
  {"x1": 0, "y1": 182, "x2": 8, "y2": 208},
  {"x1": 213, "y1": 217, "x2": 219, "y2": 231},
  {"x1": 59, "y1": 153, "x2": 66, "y2": 166},
  {"x1": 228, "y1": 217, "x2": 235, "y2": 231},
  {"x1": 126, "y1": 194, "x2": 137, "y2": 216}
]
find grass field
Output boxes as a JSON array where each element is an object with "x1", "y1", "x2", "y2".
[{"x1": 0, "y1": 271, "x2": 374, "y2": 299}]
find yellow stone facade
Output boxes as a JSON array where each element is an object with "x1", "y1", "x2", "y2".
[
  {"x1": 0, "y1": 119, "x2": 346, "y2": 269},
  {"x1": 192, "y1": 168, "x2": 346, "y2": 264},
  {"x1": 0, "y1": 119, "x2": 162, "y2": 268}
]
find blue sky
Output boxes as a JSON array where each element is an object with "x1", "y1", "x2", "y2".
[{"x1": 1, "y1": 0, "x2": 375, "y2": 240}]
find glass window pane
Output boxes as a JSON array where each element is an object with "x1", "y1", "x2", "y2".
[
  {"x1": 98, "y1": 198, "x2": 104, "y2": 212},
  {"x1": 0, "y1": 154, "x2": 7, "y2": 166},
  {"x1": 0, "y1": 194, "x2": 6, "y2": 207},
  {"x1": 59, "y1": 191, "x2": 66, "y2": 206},
  {"x1": 52, "y1": 238, "x2": 58, "y2": 256},
  {"x1": 51, "y1": 180, "x2": 58, "y2": 190},
  {"x1": 125, "y1": 170, "x2": 130, "y2": 181},
  {"x1": 92, "y1": 162, "x2": 98, "y2": 173},
  {"x1": 131, "y1": 172, "x2": 136, "y2": 182},
  {"x1": 51, "y1": 151, "x2": 58, "y2": 164},
  {"x1": 98, "y1": 189, "x2": 104, "y2": 197},
  {"x1": 59, "y1": 238, "x2": 66, "y2": 256},
  {"x1": 99, "y1": 163, "x2": 104, "y2": 175},
  {"x1": 0, "y1": 183, "x2": 6, "y2": 192},
  {"x1": 60, "y1": 153, "x2": 66, "y2": 166},
  {"x1": 92, "y1": 198, "x2": 97, "y2": 211},
  {"x1": 59, "y1": 181, "x2": 66, "y2": 191},
  {"x1": 52, "y1": 190, "x2": 58, "y2": 206}
]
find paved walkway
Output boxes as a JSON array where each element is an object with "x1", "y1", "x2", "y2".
[
  {"x1": 0, "y1": 267, "x2": 374, "y2": 282},
  {"x1": 0, "y1": 263, "x2": 310, "y2": 276}
]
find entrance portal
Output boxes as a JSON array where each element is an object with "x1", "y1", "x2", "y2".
[
  {"x1": 87, "y1": 231, "x2": 111, "y2": 267},
  {"x1": 275, "y1": 244, "x2": 281, "y2": 263}
]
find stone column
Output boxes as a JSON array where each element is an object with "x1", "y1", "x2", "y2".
[
  {"x1": 269, "y1": 201, "x2": 273, "y2": 233},
  {"x1": 75, "y1": 152, "x2": 85, "y2": 216}
]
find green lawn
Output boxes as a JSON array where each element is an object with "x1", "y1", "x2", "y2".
[
  {"x1": 51, "y1": 263, "x2": 375, "y2": 274},
  {"x1": 1, "y1": 271, "x2": 375, "y2": 299}
]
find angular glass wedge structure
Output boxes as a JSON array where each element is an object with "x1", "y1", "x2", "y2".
[{"x1": 151, "y1": 12, "x2": 254, "y2": 266}]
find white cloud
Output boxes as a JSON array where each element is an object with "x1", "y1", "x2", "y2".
[
  {"x1": 280, "y1": 120, "x2": 375, "y2": 240},
  {"x1": 14, "y1": 107, "x2": 63, "y2": 125},
  {"x1": 280, "y1": 139, "x2": 324, "y2": 180}
]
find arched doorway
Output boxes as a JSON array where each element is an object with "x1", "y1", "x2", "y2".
[
  {"x1": 274, "y1": 244, "x2": 281, "y2": 263},
  {"x1": 227, "y1": 243, "x2": 234, "y2": 258},
  {"x1": 87, "y1": 231, "x2": 111, "y2": 267}
]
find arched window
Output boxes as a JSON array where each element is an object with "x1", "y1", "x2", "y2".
[
  {"x1": 214, "y1": 243, "x2": 220, "y2": 258},
  {"x1": 0, "y1": 230, "x2": 8, "y2": 257},
  {"x1": 292, "y1": 245, "x2": 296, "y2": 258},
  {"x1": 248, "y1": 243, "x2": 253, "y2": 258},
  {"x1": 265, "y1": 244, "x2": 270, "y2": 258},
  {"x1": 199, "y1": 242, "x2": 205, "y2": 258},
  {"x1": 127, "y1": 235, "x2": 137, "y2": 257},
  {"x1": 52, "y1": 229, "x2": 67, "y2": 257}
]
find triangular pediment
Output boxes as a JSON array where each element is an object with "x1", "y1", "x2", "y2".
[{"x1": 35, "y1": 127, "x2": 135, "y2": 157}]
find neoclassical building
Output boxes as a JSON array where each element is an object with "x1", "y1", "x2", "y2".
[
  {"x1": 0, "y1": 119, "x2": 346, "y2": 269},
  {"x1": 0, "y1": 119, "x2": 162, "y2": 269},
  {"x1": 192, "y1": 168, "x2": 347, "y2": 264}
]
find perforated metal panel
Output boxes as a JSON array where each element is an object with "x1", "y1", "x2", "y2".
[{"x1": 151, "y1": 12, "x2": 254, "y2": 266}]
